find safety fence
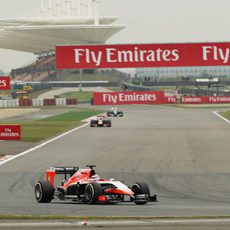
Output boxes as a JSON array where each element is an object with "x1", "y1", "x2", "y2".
[{"x1": 0, "y1": 98, "x2": 77, "y2": 107}]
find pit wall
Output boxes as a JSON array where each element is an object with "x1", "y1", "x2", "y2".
[{"x1": 0, "y1": 98, "x2": 77, "y2": 107}]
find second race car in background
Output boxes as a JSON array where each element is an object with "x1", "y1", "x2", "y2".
[{"x1": 107, "y1": 107, "x2": 124, "y2": 117}]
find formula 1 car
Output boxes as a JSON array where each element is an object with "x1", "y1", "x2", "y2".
[
  {"x1": 35, "y1": 165, "x2": 157, "y2": 205},
  {"x1": 90, "y1": 115, "x2": 111, "y2": 127},
  {"x1": 106, "y1": 107, "x2": 124, "y2": 117}
]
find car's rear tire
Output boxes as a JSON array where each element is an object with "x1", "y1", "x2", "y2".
[
  {"x1": 107, "y1": 120, "x2": 112, "y2": 127},
  {"x1": 132, "y1": 182, "x2": 150, "y2": 205},
  {"x1": 35, "y1": 181, "x2": 54, "y2": 203},
  {"x1": 84, "y1": 183, "x2": 102, "y2": 204}
]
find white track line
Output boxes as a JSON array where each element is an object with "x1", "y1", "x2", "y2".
[
  {"x1": 0, "y1": 123, "x2": 89, "y2": 166},
  {"x1": 213, "y1": 111, "x2": 230, "y2": 124},
  {"x1": 1, "y1": 219, "x2": 230, "y2": 227}
]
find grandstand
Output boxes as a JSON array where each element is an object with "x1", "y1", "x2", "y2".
[
  {"x1": 11, "y1": 54, "x2": 56, "y2": 82},
  {"x1": 10, "y1": 52, "x2": 130, "y2": 83},
  {"x1": 0, "y1": 0, "x2": 126, "y2": 82}
]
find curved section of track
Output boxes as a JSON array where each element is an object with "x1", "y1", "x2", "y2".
[{"x1": 0, "y1": 105, "x2": 230, "y2": 216}]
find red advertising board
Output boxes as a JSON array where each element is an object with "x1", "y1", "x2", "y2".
[
  {"x1": 93, "y1": 91, "x2": 165, "y2": 105},
  {"x1": 93, "y1": 93, "x2": 230, "y2": 105},
  {"x1": 0, "y1": 76, "x2": 10, "y2": 90},
  {"x1": 0, "y1": 125, "x2": 21, "y2": 141},
  {"x1": 164, "y1": 96, "x2": 178, "y2": 104},
  {"x1": 181, "y1": 96, "x2": 230, "y2": 104},
  {"x1": 56, "y1": 42, "x2": 230, "y2": 69}
]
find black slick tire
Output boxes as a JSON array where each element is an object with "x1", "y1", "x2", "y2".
[
  {"x1": 132, "y1": 181, "x2": 150, "y2": 205},
  {"x1": 84, "y1": 183, "x2": 102, "y2": 204},
  {"x1": 35, "y1": 181, "x2": 54, "y2": 203}
]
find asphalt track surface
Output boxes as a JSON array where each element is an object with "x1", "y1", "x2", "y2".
[{"x1": 0, "y1": 105, "x2": 230, "y2": 217}]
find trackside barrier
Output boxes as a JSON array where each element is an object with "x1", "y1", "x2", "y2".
[
  {"x1": 2, "y1": 96, "x2": 229, "y2": 107},
  {"x1": 0, "y1": 98, "x2": 78, "y2": 107},
  {"x1": 181, "y1": 96, "x2": 230, "y2": 104},
  {"x1": 55, "y1": 98, "x2": 67, "y2": 106},
  {"x1": 66, "y1": 98, "x2": 78, "y2": 105},
  {"x1": 93, "y1": 92, "x2": 230, "y2": 105},
  {"x1": 0, "y1": 99, "x2": 19, "y2": 107},
  {"x1": 2, "y1": 96, "x2": 230, "y2": 107},
  {"x1": 43, "y1": 99, "x2": 56, "y2": 106},
  {"x1": 19, "y1": 99, "x2": 33, "y2": 107},
  {"x1": 32, "y1": 98, "x2": 44, "y2": 107}
]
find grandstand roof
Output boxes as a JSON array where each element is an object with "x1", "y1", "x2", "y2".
[{"x1": 0, "y1": 0, "x2": 125, "y2": 54}]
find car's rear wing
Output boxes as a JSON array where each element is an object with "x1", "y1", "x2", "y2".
[
  {"x1": 51, "y1": 167, "x2": 79, "y2": 175},
  {"x1": 46, "y1": 167, "x2": 79, "y2": 187}
]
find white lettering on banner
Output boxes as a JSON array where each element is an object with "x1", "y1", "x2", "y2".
[
  {"x1": 0, "y1": 133, "x2": 19, "y2": 137},
  {"x1": 102, "y1": 93, "x2": 157, "y2": 103},
  {"x1": 209, "y1": 97, "x2": 230, "y2": 103},
  {"x1": 102, "y1": 94, "x2": 117, "y2": 103},
  {"x1": 202, "y1": 46, "x2": 230, "y2": 64},
  {"x1": 218, "y1": 97, "x2": 230, "y2": 102},
  {"x1": 120, "y1": 93, "x2": 157, "y2": 102},
  {"x1": 75, "y1": 49, "x2": 102, "y2": 66},
  {"x1": 182, "y1": 97, "x2": 202, "y2": 103},
  {"x1": 106, "y1": 47, "x2": 179, "y2": 63},
  {"x1": 5, "y1": 128, "x2": 11, "y2": 133},
  {"x1": 75, "y1": 47, "x2": 180, "y2": 66},
  {"x1": 106, "y1": 48, "x2": 117, "y2": 63},
  {"x1": 167, "y1": 97, "x2": 177, "y2": 103},
  {"x1": 0, "y1": 127, "x2": 19, "y2": 137},
  {"x1": 0, "y1": 80, "x2": 6, "y2": 87},
  {"x1": 209, "y1": 97, "x2": 217, "y2": 103}
]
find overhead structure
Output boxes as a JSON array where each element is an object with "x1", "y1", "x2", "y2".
[{"x1": 0, "y1": 0, "x2": 125, "y2": 54}]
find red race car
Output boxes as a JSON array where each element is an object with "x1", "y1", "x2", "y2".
[{"x1": 35, "y1": 165, "x2": 157, "y2": 205}]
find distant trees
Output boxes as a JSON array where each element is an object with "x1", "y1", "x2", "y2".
[{"x1": 0, "y1": 69, "x2": 5, "y2": 75}]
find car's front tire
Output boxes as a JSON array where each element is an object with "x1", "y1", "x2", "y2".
[
  {"x1": 84, "y1": 183, "x2": 102, "y2": 204},
  {"x1": 132, "y1": 182, "x2": 150, "y2": 205},
  {"x1": 35, "y1": 181, "x2": 54, "y2": 203}
]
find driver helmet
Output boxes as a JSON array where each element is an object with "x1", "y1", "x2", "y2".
[{"x1": 91, "y1": 174, "x2": 100, "y2": 181}]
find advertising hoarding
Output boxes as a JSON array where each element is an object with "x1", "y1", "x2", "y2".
[
  {"x1": 0, "y1": 125, "x2": 21, "y2": 141},
  {"x1": 56, "y1": 42, "x2": 230, "y2": 69},
  {"x1": 0, "y1": 76, "x2": 10, "y2": 90}
]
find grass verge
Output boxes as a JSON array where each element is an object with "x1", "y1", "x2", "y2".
[
  {"x1": 219, "y1": 111, "x2": 230, "y2": 121},
  {"x1": 0, "y1": 109, "x2": 103, "y2": 142},
  {"x1": 60, "y1": 91, "x2": 93, "y2": 101}
]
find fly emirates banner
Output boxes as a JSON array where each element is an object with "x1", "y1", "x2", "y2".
[
  {"x1": 93, "y1": 91, "x2": 165, "y2": 105},
  {"x1": 56, "y1": 42, "x2": 230, "y2": 69}
]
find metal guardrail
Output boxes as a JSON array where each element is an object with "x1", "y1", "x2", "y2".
[
  {"x1": 179, "y1": 88, "x2": 230, "y2": 96},
  {"x1": 11, "y1": 81, "x2": 119, "y2": 89}
]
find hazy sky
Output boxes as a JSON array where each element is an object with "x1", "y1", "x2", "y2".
[{"x1": 1, "y1": 0, "x2": 230, "y2": 73}]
